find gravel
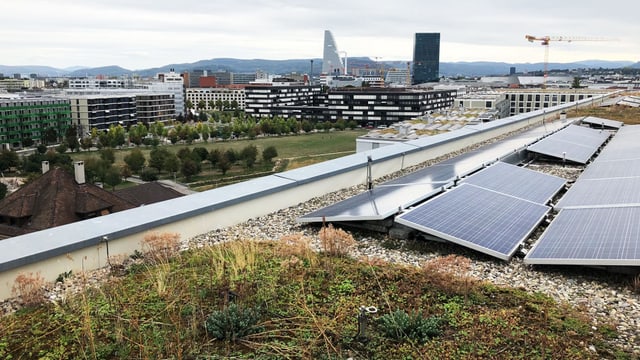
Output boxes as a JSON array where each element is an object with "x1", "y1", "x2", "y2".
[{"x1": 2, "y1": 125, "x2": 639, "y2": 356}]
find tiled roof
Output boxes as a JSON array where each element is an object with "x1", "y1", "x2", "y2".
[
  {"x1": 114, "y1": 182, "x2": 185, "y2": 206},
  {"x1": 0, "y1": 167, "x2": 136, "y2": 236}
]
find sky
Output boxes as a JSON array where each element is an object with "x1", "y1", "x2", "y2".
[{"x1": 2, "y1": 0, "x2": 639, "y2": 70}]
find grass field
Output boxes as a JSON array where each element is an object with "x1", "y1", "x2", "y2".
[{"x1": 71, "y1": 130, "x2": 366, "y2": 172}]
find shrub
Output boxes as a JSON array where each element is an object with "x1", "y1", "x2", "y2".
[
  {"x1": 318, "y1": 224, "x2": 355, "y2": 256},
  {"x1": 205, "y1": 303, "x2": 263, "y2": 341},
  {"x1": 378, "y1": 309, "x2": 442, "y2": 343}
]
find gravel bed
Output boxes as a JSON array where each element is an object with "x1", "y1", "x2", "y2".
[{"x1": 3, "y1": 124, "x2": 639, "y2": 356}]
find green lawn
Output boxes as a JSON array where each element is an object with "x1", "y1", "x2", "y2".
[{"x1": 71, "y1": 130, "x2": 366, "y2": 171}]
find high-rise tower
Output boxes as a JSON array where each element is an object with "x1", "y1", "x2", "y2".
[
  {"x1": 322, "y1": 30, "x2": 344, "y2": 75},
  {"x1": 412, "y1": 33, "x2": 440, "y2": 84}
]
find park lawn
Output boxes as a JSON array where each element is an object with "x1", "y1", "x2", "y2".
[{"x1": 71, "y1": 130, "x2": 366, "y2": 172}]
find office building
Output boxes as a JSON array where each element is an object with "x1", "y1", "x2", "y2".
[
  {"x1": 322, "y1": 30, "x2": 345, "y2": 75},
  {"x1": 412, "y1": 33, "x2": 440, "y2": 84},
  {"x1": 325, "y1": 88, "x2": 456, "y2": 124},
  {"x1": 244, "y1": 85, "x2": 323, "y2": 119}
]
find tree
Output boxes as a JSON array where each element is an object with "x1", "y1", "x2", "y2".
[
  {"x1": 0, "y1": 182, "x2": 7, "y2": 200},
  {"x1": 44, "y1": 127, "x2": 58, "y2": 145},
  {"x1": 65, "y1": 125, "x2": 80, "y2": 152},
  {"x1": 83, "y1": 157, "x2": 111, "y2": 183},
  {"x1": 192, "y1": 147, "x2": 209, "y2": 162},
  {"x1": 217, "y1": 154, "x2": 232, "y2": 175},
  {"x1": 103, "y1": 166, "x2": 122, "y2": 190},
  {"x1": 262, "y1": 145, "x2": 278, "y2": 163},
  {"x1": 163, "y1": 153, "x2": 180, "y2": 175},
  {"x1": 571, "y1": 76, "x2": 582, "y2": 89},
  {"x1": 180, "y1": 158, "x2": 200, "y2": 181},
  {"x1": 149, "y1": 147, "x2": 170, "y2": 172},
  {"x1": 120, "y1": 164, "x2": 132, "y2": 179},
  {"x1": 21, "y1": 137, "x2": 34, "y2": 148},
  {"x1": 99, "y1": 148, "x2": 116, "y2": 164},
  {"x1": 123, "y1": 148, "x2": 146, "y2": 174},
  {"x1": 0, "y1": 150, "x2": 19, "y2": 172},
  {"x1": 240, "y1": 144, "x2": 258, "y2": 168},
  {"x1": 80, "y1": 137, "x2": 93, "y2": 151}
]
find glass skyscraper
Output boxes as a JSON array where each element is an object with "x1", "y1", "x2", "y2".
[{"x1": 412, "y1": 33, "x2": 440, "y2": 84}]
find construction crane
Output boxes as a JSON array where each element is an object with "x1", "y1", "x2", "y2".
[{"x1": 525, "y1": 35, "x2": 609, "y2": 88}]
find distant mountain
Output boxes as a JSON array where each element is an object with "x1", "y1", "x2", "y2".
[
  {"x1": 0, "y1": 65, "x2": 68, "y2": 77},
  {"x1": 2, "y1": 59, "x2": 637, "y2": 78},
  {"x1": 67, "y1": 65, "x2": 133, "y2": 77}
]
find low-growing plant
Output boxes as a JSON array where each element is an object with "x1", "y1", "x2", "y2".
[
  {"x1": 318, "y1": 224, "x2": 356, "y2": 256},
  {"x1": 378, "y1": 309, "x2": 442, "y2": 343},
  {"x1": 205, "y1": 303, "x2": 263, "y2": 342},
  {"x1": 11, "y1": 271, "x2": 45, "y2": 306},
  {"x1": 141, "y1": 231, "x2": 180, "y2": 264}
]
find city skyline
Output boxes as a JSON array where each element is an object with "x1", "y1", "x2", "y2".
[{"x1": 2, "y1": 0, "x2": 638, "y2": 70}]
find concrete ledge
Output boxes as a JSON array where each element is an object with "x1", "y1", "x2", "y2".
[{"x1": 0, "y1": 94, "x2": 612, "y2": 300}]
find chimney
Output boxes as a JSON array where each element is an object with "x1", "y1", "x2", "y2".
[
  {"x1": 42, "y1": 161, "x2": 50, "y2": 174},
  {"x1": 74, "y1": 161, "x2": 86, "y2": 184}
]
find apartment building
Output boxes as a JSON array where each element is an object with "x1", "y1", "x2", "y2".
[
  {"x1": 186, "y1": 88, "x2": 246, "y2": 111},
  {"x1": 0, "y1": 98, "x2": 71, "y2": 149}
]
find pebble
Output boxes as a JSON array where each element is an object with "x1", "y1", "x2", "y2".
[{"x1": 1, "y1": 124, "x2": 638, "y2": 356}]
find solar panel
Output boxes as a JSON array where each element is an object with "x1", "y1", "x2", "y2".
[
  {"x1": 526, "y1": 125, "x2": 610, "y2": 164},
  {"x1": 524, "y1": 207, "x2": 640, "y2": 265},
  {"x1": 297, "y1": 181, "x2": 448, "y2": 222},
  {"x1": 580, "y1": 158, "x2": 640, "y2": 180},
  {"x1": 555, "y1": 177, "x2": 640, "y2": 209},
  {"x1": 396, "y1": 184, "x2": 550, "y2": 260},
  {"x1": 463, "y1": 162, "x2": 566, "y2": 204},
  {"x1": 581, "y1": 116, "x2": 624, "y2": 129}
]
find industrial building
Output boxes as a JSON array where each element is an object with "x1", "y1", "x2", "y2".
[{"x1": 0, "y1": 98, "x2": 72, "y2": 149}]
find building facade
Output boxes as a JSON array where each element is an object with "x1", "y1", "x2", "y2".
[
  {"x1": 504, "y1": 89, "x2": 605, "y2": 116},
  {"x1": 0, "y1": 98, "x2": 71, "y2": 149},
  {"x1": 150, "y1": 70, "x2": 185, "y2": 116},
  {"x1": 453, "y1": 93, "x2": 511, "y2": 120},
  {"x1": 135, "y1": 94, "x2": 175, "y2": 124},
  {"x1": 186, "y1": 88, "x2": 246, "y2": 111},
  {"x1": 412, "y1": 33, "x2": 440, "y2": 84},
  {"x1": 325, "y1": 88, "x2": 456, "y2": 125},
  {"x1": 244, "y1": 85, "x2": 323, "y2": 119},
  {"x1": 68, "y1": 95, "x2": 137, "y2": 133},
  {"x1": 322, "y1": 30, "x2": 344, "y2": 75}
]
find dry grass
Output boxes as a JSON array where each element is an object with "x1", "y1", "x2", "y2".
[
  {"x1": 318, "y1": 224, "x2": 356, "y2": 256},
  {"x1": 141, "y1": 231, "x2": 181, "y2": 264},
  {"x1": 11, "y1": 272, "x2": 46, "y2": 306},
  {"x1": 421, "y1": 255, "x2": 476, "y2": 294},
  {"x1": 567, "y1": 104, "x2": 640, "y2": 125}
]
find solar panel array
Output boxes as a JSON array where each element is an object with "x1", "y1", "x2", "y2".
[
  {"x1": 463, "y1": 162, "x2": 566, "y2": 204},
  {"x1": 297, "y1": 122, "x2": 569, "y2": 224},
  {"x1": 526, "y1": 124, "x2": 611, "y2": 164},
  {"x1": 526, "y1": 124, "x2": 640, "y2": 266},
  {"x1": 396, "y1": 162, "x2": 565, "y2": 260}
]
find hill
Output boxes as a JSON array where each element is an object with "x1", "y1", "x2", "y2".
[{"x1": 2, "y1": 59, "x2": 636, "y2": 78}]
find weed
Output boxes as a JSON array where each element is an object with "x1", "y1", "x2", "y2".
[
  {"x1": 55, "y1": 270, "x2": 73, "y2": 283},
  {"x1": 318, "y1": 224, "x2": 356, "y2": 256},
  {"x1": 141, "y1": 231, "x2": 180, "y2": 264},
  {"x1": 205, "y1": 303, "x2": 263, "y2": 342},
  {"x1": 378, "y1": 309, "x2": 442, "y2": 342},
  {"x1": 421, "y1": 254, "x2": 476, "y2": 294},
  {"x1": 11, "y1": 272, "x2": 46, "y2": 306}
]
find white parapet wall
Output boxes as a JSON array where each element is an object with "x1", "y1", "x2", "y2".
[{"x1": 0, "y1": 95, "x2": 613, "y2": 301}]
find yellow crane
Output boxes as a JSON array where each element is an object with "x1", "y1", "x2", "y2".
[{"x1": 525, "y1": 35, "x2": 609, "y2": 88}]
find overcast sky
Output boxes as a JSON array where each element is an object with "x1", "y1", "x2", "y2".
[{"x1": 3, "y1": 0, "x2": 638, "y2": 70}]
